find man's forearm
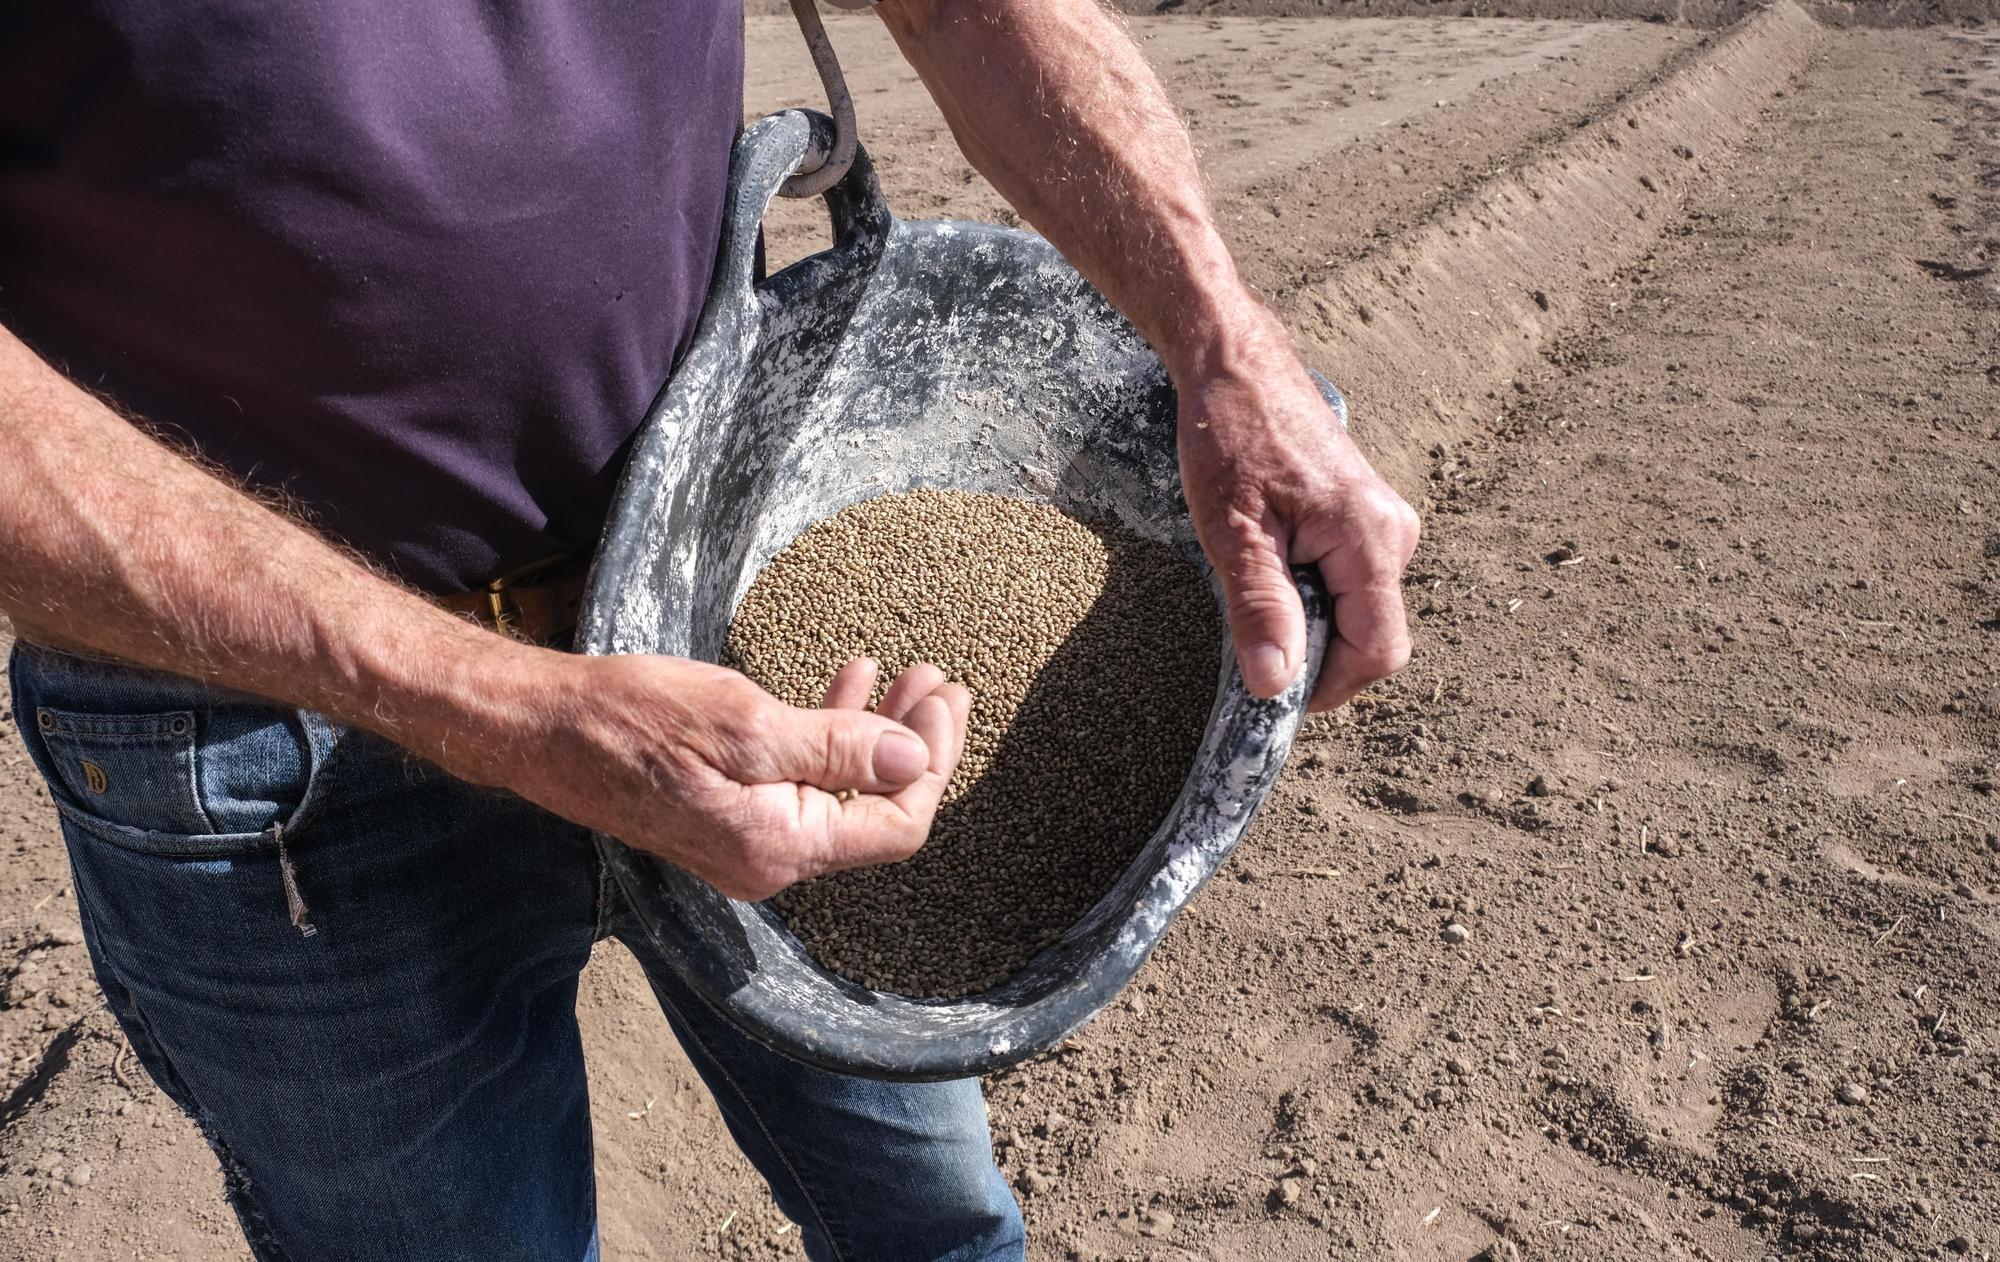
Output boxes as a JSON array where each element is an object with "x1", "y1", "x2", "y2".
[
  {"x1": 0, "y1": 328, "x2": 970, "y2": 894},
  {"x1": 882, "y1": 0, "x2": 1421, "y2": 709},
  {"x1": 0, "y1": 327, "x2": 541, "y2": 778},
  {"x1": 876, "y1": 0, "x2": 1276, "y2": 381}
]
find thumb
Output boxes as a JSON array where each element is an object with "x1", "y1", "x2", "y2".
[
  {"x1": 759, "y1": 705, "x2": 932, "y2": 794},
  {"x1": 1206, "y1": 505, "x2": 1306, "y2": 699}
]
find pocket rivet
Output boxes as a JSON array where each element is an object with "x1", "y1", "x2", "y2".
[
  {"x1": 170, "y1": 717, "x2": 189, "y2": 736},
  {"x1": 35, "y1": 709, "x2": 54, "y2": 732}
]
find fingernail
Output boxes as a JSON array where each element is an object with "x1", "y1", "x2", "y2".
[
  {"x1": 870, "y1": 729, "x2": 929, "y2": 785},
  {"x1": 1244, "y1": 643, "x2": 1292, "y2": 694}
]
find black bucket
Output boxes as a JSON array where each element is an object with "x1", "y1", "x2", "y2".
[{"x1": 577, "y1": 110, "x2": 1340, "y2": 1081}]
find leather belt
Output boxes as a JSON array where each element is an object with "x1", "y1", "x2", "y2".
[{"x1": 436, "y1": 554, "x2": 591, "y2": 644}]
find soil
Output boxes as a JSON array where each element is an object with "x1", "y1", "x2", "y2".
[
  {"x1": 753, "y1": 13, "x2": 1692, "y2": 291},
  {"x1": 3, "y1": 10, "x2": 1998, "y2": 1262}
]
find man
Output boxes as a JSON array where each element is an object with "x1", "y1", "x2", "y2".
[{"x1": 0, "y1": 0, "x2": 1418, "y2": 1258}]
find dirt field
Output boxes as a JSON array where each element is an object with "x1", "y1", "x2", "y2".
[{"x1": 3, "y1": 8, "x2": 1997, "y2": 1262}]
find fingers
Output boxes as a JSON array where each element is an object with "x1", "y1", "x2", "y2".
[
  {"x1": 739, "y1": 661, "x2": 967, "y2": 794},
  {"x1": 877, "y1": 662, "x2": 946, "y2": 722},
  {"x1": 600, "y1": 657, "x2": 974, "y2": 902},
  {"x1": 1203, "y1": 503, "x2": 1307, "y2": 699},
  {"x1": 820, "y1": 659, "x2": 949, "y2": 723},
  {"x1": 1308, "y1": 581, "x2": 1414, "y2": 712},
  {"x1": 816, "y1": 683, "x2": 972, "y2": 872},
  {"x1": 1298, "y1": 488, "x2": 1420, "y2": 711},
  {"x1": 820, "y1": 656, "x2": 880, "y2": 709},
  {"x1": 758, "y1": 705, "x2": 933, "y2": 794},
  {"x1": 737, "y1": 680, "x2": 972, "y2": 887},
  {"x1": 898, "y1": 683, "x2": 971, "y2": 781}
]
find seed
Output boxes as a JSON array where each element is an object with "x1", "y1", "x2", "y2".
[{"x1": 725, "y1": 489, "x2": 1221, "y2": 997}]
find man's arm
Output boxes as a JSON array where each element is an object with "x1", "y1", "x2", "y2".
[
  {"x1": 876, "y1": 0, "x2": 1420, "y2": 709},
  {"x1": 0, "y1": 327, "x2": 966, "y2": 900}
]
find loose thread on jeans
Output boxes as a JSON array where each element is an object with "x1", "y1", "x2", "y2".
[{"x1": 274, "y1": 821, "x2": 317, "y2": 938}]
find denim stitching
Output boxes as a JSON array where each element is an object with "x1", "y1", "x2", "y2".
[
  {"x1": 42, "y1": 801, "x2": 279, "y2": 857},
  {"x1": 184, "y1": 718, "x2": 222, "y2": 835},
  {"x1": 580, "y1": 1132, "x2": 603, "y2": 1262},
  {"x1": 281, "y1": 715, "x2": 347, "y2": 842},
  {"x1": 31, "y1": 727, "x2": 199, "y2": 743},
  {"x1": 190, "y1": 1103, "x2": 292, "y2": 1262},
  {"x1": 590, "y1": 838, "x2": 615, "y2": 943},
  {"x1": 81, "y1": 907, "x2": 292, "y2": 1261},
  {"x1": 656, "y1": 987, "x2": 850, "y2": 1260}
]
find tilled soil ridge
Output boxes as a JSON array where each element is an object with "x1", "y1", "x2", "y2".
[{"x1": 1294, "y1": 0, "x2": 1823, "y2": 492}]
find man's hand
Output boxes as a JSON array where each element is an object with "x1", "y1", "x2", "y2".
[
  {"x1": 496, "y1": 654, "x2": 969, "y2": 901},
  {"x1": 1176, "y1": 315, "x2": 1420, "y2": 711}
]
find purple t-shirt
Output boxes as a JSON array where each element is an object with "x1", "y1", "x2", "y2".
[{"x1": 0, "y1": 2, "x2": 744, "y2": 592}]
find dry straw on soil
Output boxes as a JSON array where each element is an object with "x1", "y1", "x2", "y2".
[{"x1": 727, "y1": 488, "x2": 1222, "y2": 996}]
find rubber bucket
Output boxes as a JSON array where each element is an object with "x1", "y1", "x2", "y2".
[{"x1": 577, "y1": 110, "x2": 1339, "y2": 1080}]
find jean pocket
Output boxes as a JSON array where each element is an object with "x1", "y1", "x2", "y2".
[
  {"x1": 9, "y1": 643, "x2": 333, "y2": 858},
  {"x1": 33, "y1": 707, "x2": 217, "y2": 835}
]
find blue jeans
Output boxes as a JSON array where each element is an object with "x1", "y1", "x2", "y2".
[{"x1": 6, "y1": 640, "x2": 1024, "y2": 1262}]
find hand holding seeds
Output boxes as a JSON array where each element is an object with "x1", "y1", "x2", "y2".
[
  {"x1": 729, "y1": 490, "x2": 1220, "y2": 995},
  {"x1": 1175, "y1": 316, "x2": 1421, "y2": 711},
  {"x1": 499, "y1": 652, "x2": 969, "y2": 902}
]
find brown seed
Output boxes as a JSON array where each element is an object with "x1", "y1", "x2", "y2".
[{"x1": 726, "y1": 489, "x2": 1221, "y2": 997}]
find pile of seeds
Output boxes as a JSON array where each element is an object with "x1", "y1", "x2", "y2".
[{"x1": 725, "y1": 488, "x2": 1222, "y2": 998}]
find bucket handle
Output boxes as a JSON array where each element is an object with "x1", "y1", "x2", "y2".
[
  {"x1": 713, "y1": 110, "x2": 894, "y2": 315},
  {"x1": 778, "y1": 0, "x2": 860, "y2": 199}
]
